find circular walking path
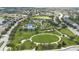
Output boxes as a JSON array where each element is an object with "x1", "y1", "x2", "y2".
[{"x1": 29, "y1": 33, "x2": 62, "y2": 45}]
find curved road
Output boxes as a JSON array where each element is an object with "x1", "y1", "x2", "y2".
[
  {"x1": 58, "y1": 13, "x2": 79, "y2": 51},
  {"x1": 0, "y1": 16, "x2": 27, "y2": 51},
  {"x1": 56, "y1": 45, "x2": 79, "y2": 51}
]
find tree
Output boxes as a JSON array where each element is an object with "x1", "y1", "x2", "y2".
[
  {"x1": 62, "y1": 41, "x2": 67, "y2": 47},
  {"x1": 0, "y1": 35, "x2": 1, "y2": 38},
  {"x1": 57, "y1": 43, "x2": 62, "y2": 49}
]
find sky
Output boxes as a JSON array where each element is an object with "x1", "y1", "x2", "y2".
[{"x1": 0, "y1": 0, "x2": 79, "y2": 7}]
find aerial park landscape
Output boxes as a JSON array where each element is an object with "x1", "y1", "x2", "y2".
[{"x1": 0, "y1": 7, "x2": 79, "y2": 51}]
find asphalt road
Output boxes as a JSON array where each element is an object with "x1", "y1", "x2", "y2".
[
  {"x1": 0, "y1": 17, "x2": 27, "y2": 51},
  {"x1": 57, "y1": 45, "x2": 79, "y2": 51}
]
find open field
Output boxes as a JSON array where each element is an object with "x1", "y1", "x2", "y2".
[
  {"x1": 32, "y1": 16, "x2": 52, "y2": 19},
  {"x1": 32, "y1": 33, "x2": 59, "y2": 43},
  {"x1": 75, "y1": 36, "x2": 79, "y2": 43},
  {"x1": 62, "y1": 37, "x2": 76, "y2": 46},
  {"x1": 18, "y1": 40, "x2": 35, "y2": 50},
  {"x1": 59, "y1": 28, "x2": 75, "y2": 37}
]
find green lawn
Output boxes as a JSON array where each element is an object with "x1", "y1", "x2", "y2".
[
  {"x1": 39, "y1": 29, "x2": 61, "y2": 36},
  {"x1": 12, "y1": 20, "x2": 36, "y2": 43},
  {"x1": 53, "y1": 31, "x2": 61, "y2": 36},
  {"x1": 32, "y1": 33, "x2": 59, "y2": 43},
  {"x1": 32, "y1": 16, "x2": 52, "y2": 19},
  {"x1": 59, "y1": 28, "x2": 75, "y2": 37},
  {"x1": 9, "y1": 20, "x2": 36, "y2": 49},
  {"x1": 75, "y1": 36, "x2": 79, "y2": 42},
  {"x1": 14, "y1": 31, "x2": 35, "y2": 40},
  {"x1": 18, "y1": 41, "x2": 35, "y2": 50},
  {"x1": 8, "y1": 18, "x2": 78, "y2": 51},
  {"x1": 62, "y1": 37, "x2": 76, "y2": 46}
]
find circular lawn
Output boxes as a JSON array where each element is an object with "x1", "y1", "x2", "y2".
[{"x1": 31, "y1": 33, "x2": 59, "y2": 43}]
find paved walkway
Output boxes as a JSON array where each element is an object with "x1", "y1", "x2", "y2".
[
  {"x1": 29, "y1": 33, "x2": 62, "y2": 45},
  {"x1": 58, "y1": 13, "x2": 63, "y2": 21},
  {"x1": 56, "y1": 45, "x2": 79, "y2": 51}
]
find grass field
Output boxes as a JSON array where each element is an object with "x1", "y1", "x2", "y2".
[
  {"x1": 32, "y1": 16, "x2": 52, "y2": 19},
  {"x1": 18, "y1": 40, "x2": 35, "y2": 50},
  {"x1": 75, "y1": 36, "x2": 79, "y2": 42},
  {"x1": 32, "y1": 34, "x2": 59, "y2": 43},
  {"x1": 62, "y1": 37, "x2": 76, "y2": 46},
  {"x1": 8, "y1": 18, "x2": 79, "y2": 50},
  {"x1": 59, "y1": 28, "x2": 75, "y2": 37}
]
